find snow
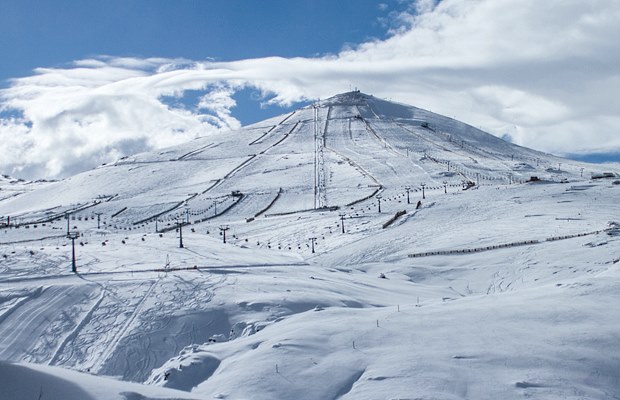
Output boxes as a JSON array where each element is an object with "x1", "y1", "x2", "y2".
[
  {"x1": 0, "y1": 361, "x2": 204, "y2": 400},
  {"x1": 1, "y1": 91, "x2": 619, "y2": 399}
]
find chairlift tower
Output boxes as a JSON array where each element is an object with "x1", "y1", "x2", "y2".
[
  {"x1": 67, "y1": 231, "x2": 80, "y2": 273},
  {"x1": 309, "y1": 237, "x2": 317, "y2": 253},
  {"x1": 219, "y1": 225, "x2": 230, "y2": 244},
  {"x1": 177, "y1": 219, "x2": 184, "y2": 248},
  {"x1": 94, "y1": 212, "x2": 103, "y2": 229}
]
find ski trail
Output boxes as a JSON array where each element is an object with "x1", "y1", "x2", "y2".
[
  {"x1": 48, "y1": 286, "x2": 106, "y2": 366},
  {"x1": 91, "y1": 278, "x2": 159, "y2": 373},
  {"x1": 0, "y1": 286, "x2": 44, "y2": 325},
  {"x1": 0, "y1": 286, "x2": 70, "y2": 360},
  {"x1": 355, "y1": 105, "x2": 402, "y2": 157}
]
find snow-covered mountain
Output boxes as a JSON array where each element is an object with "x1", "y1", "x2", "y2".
[
  {"x1": 0, "y1": 91, "x2": 598, "y2": 228},
  {"x1": 1, "y1": 92, "x2": 619, "y2": 399}
]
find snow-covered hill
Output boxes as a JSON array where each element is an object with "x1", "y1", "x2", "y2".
[
  {"x1": 1, "y1": 91, "x2": 608, "y2": 229},
  {"x1": 1, "y1": 92, "x2": 619, "y2": 399}
]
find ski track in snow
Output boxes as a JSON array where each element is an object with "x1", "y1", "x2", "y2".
[
  {"x1": 91, "y1": 278, "x2": 159, "y2": 374},
  {"x1": 48, "y1": 286, "x2": 105, "y2": 366},
  {"x1": 0, "y1": 285, "x2": 79, "y2": 360}
]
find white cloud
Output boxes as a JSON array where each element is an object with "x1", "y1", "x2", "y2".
[
  {"x1": 0, "y1": 59, "x2": 241, "y2": 178},
  {"x1": 1, "y1": 0, "x2": 619, "y2": 179}
]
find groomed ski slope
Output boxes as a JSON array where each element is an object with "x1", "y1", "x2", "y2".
[{"x1": 1, "y1": 92, "x2": 619, "y2": 399}]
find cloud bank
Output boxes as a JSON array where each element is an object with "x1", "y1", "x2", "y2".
[{"x1": 1, "y1": 0, "x2": 619, "y2": 179}]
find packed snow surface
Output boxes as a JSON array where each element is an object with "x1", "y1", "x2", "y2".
[{"x1": 1, "y1": 92, "x2": 619, "y2": 399}]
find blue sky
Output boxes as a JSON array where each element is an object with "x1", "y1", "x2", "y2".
[
  {"x1": 1, "y1": 0, "x2": 619, "y2": 179},
  {"x1": 1, "y1": 0, "x2": 406, "y2": 124},
  {"x1": 0, "y1": 0, "x2": 397, "y2": 67}
]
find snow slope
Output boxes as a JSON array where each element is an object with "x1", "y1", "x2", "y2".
[
  {"x1": 0, "y1": 361, "x2": 204, "y2": 400},
  {"x1": 1, "y1": 92, "x2": 619, "y2": 399}
]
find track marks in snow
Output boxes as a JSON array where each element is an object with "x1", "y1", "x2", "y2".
[
  {"x1": 0, "y1": 286, "x2": 77, "y2": 360},
  {"x1": 49, "y1": 287, "x2": 105, "y2": 366},
  {"x1": 98, "y1": 273, "x2": 227, "y2": 382},
  {"x1": 91, "y1": 278, "x2": 159, "y2": 374},
  {"x1": 0, "y1": 286, "x2": 43, "y2": 325},
  {"x1": 0, "y1": 267, "x2": 230, "y2": 376}
]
